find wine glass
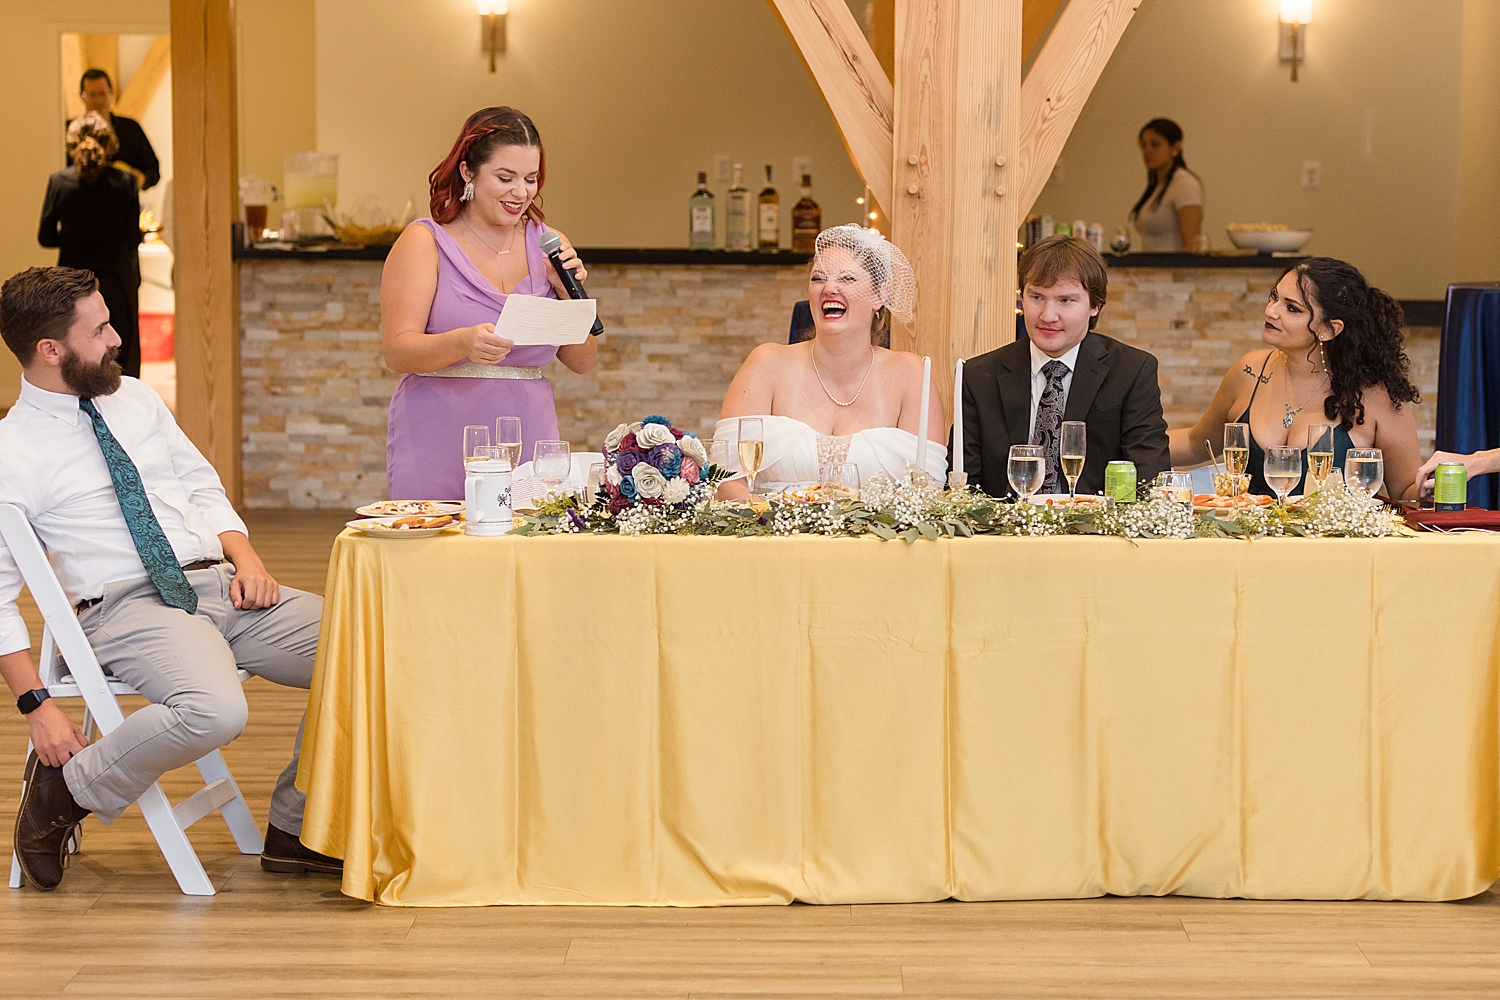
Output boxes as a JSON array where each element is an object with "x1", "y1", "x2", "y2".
[
  {"x1": 709, "y1": 438, "x2": 731, "y2": 473},
  {"x1": 738, "y1": 417, "x2": 764, "y2": 495},
  {"x1": 495, "y1": 416, "x2": 522, "y2": 470},
  {"x1": 533, "y1": 440, "x2": 572, "y2": 497},
  {"x1": 1156, "y1": 471, "x2": 1194, "y2": 505},
  {"x1": 1264, "y1": 446, "x2": 1303, "y2": 505},
  {"x1": 1007, "y1": 444, "x2": 1045, "y2": 504},
  {"x1": 1345, "y1": 448, "x2": 1384, "y2": 498},
  {"x1": 1110, "y1": 228, "x2": 1131, "y2": 254},
  {"x1": 584, "y1": 461, "x2": 606, "y2": 505},
  {"x1": 1060, "y1": 420, "x2": 1086, "y2": 503},
  {"x1": 1306, "y1": 424, "x2": 1335, "y2": 493},
  {"x1": 462, "y1": 425, "x2": 491, "y2": 465},
  {"x1": 1223, "y1": 423, "x2": 1250, "y2": 506}
]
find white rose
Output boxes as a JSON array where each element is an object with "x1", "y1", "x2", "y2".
[
  {"x1": 662, "y1": 477, "x2": 690, "y2": 504},
  {"x1": 632, "y1": 463, "x2": 666, "y2": 499},
  {"x1": 636, "y1": 423, "x2": 675, "y2": 448},
  {"x1": 604, "y1": 422, "x2": 630, "y2": 452},
  {"x1": 678, "y1": 434, "x2": 708, "y2": 467},
  {"x1": 606, "y1": 464, "x2": 623, "y2": 486}
]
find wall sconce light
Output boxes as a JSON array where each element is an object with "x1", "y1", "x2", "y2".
[
  {"x1": 479, "y1": 0, "x2": 508, "y2": 72},
  {"x1": 1279, "y1": 0, "x2": 1310, "y2": 82}
]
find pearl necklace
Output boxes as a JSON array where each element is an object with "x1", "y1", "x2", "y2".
[{"x1": 811, "y1": 346, "x2": 876, "y2": 407}]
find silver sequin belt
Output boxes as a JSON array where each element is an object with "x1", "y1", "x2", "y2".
[{"x1": 419, "y1": 364, "x2": 544, "y2": 380}]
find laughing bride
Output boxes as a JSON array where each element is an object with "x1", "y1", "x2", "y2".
[{"x1": 714, "y1": 225, "x2": 946, "y2": 498}]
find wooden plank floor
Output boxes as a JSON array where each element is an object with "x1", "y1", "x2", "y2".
[{"x1": 2, "y1": 510, "x2": 1497, "y2": 997}]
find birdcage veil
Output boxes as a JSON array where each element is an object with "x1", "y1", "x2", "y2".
[{"x1": 811, "y1": 224, "x2": 915, "y2": 323}]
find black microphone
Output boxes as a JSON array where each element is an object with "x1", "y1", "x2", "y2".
[{"x1": 538, "y1": 229, "x2": 604, "y2": 338}]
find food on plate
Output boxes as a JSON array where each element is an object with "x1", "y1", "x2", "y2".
[
  {"x1": 1193, "y1": 493, "x2": 1275, "y2": 509},
  {"x1": 379, "y1": 514, "x2": 455, "y2": 530},
  {"x1": 361, "y1": 500, "x2": 443, "y2": 515},
  {"x1": 1039, "y1": 495, "x2": 1102, "y2": 507},
  {"x1": 1225, "y1": 223, "x2": 1295, "y2": 232}
]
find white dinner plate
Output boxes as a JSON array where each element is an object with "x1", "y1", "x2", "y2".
[
  {"x1": 355, "y1": 500, "x2": 464, "y2": 517},
  {"x1": 346, "y1": 516, "x2": 462, "y2": 538}
]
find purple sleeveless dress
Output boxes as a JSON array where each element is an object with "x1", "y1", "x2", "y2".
[{"x1": 386, "y1": 218, "x2": 561, "y2": 500}]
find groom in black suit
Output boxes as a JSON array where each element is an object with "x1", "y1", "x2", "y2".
[{"x1": 957, "y1": 236, "x2": 1171, "y2": 497}]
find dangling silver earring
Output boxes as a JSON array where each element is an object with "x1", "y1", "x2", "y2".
[{"x1": 461, "y1": 180, "x2": 475, "y2": 203}]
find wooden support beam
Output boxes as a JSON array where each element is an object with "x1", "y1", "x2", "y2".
[
  {"x1": 1022, "y1": 0, "x2": 1071, "y2": 71},
  {"x1": 891, "y1": 0, "x2": 1022, "y2": 400},
  {"x1": 115, "y1": 35, "x2": 172, "y2": 120},
  {"x1": 170, "y1": 0, "x2": 241, "y2": 503},
  {"x1": 1014, "y1": 0, "x2": 1140, "y2": 218},
  {"x1": 767, "y1": 0, "x2": 894, "y2": 218}
]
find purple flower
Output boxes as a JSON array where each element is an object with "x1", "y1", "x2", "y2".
[{"x1": 616, "y1": 451, "x2": 643, "y2": 476}]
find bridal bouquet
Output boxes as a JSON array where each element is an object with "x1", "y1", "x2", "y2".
[{"x1": 601, "y1": 416, "x2": 715, "y2": 512}]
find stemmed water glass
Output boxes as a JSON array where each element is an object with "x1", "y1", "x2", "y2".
[
  {"x1": 1060, "y1": 420, "x2": 1086, "y2": 503},
  {"x1": 1007, "y1": 444, "x2": 1045, "y2": 504},
  {"x1": 462, "y1": 424, "x2": 491, "y2": 465},
  {"x1": 1306, "y1": 424, "x2": 1335, "y2": 493},
  {"x1": 1345, "y1": 448, "x2": 1384, "y2": 498},
  {"x1": 738, "y1": 418, "x2": 764, "y2": 495},
  {"x1": 533, "y1": 440, "x2": 571, "y2": 498},
  {"x1": 1264, "y1": 446, "x2": 1303, "y2": 505},
  {"x1": 495, "y1": 417, "x2": 523, "y2": 470},
  {"x1": 820, "y1": 462, "x2": 860, "y2": 499},
  {"x1": 1155, "y1": 471, "x2": 1194, "y2": 505}
]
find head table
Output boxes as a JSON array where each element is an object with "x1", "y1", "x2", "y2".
[{"x1": 298, "y1": 529, "x2": 1500, "y2": 907}]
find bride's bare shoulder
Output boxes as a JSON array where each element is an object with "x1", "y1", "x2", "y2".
[
  {"x1": 739, "y1": 340, "x2": 805, "y2": 373},
  {"x1": 879, "y1": 348, "x2": 931, "y2": 380}
]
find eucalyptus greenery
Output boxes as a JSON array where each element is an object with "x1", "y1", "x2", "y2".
[{"x1": 511, "y1": 473, "x2": 1404, "y2": 543}]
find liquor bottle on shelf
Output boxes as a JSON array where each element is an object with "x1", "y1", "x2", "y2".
[
  {"x1": 757, "y1": 165, "x2": 780, "y2": 250},
  {"x1": 725, "y1": 163, "x2": 752, "y2": 252},
  {"x1": 688, "y1": 171, "x2": 715, "y2": 250},
  {"x1": 791, "y1": 174, "x2": 820, "y2": 253}
]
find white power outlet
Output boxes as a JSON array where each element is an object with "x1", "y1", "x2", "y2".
[
  {"x1": 792, "y1": 156, "x2": 813, "y2": 184},
  {"x1": 714, "y1": 155, "x2": 731, "y2": 183},
  {"x1": 1301, "y1": 161, "x2": 1322, "y2": 189}
]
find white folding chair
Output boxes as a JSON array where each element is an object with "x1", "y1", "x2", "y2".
[{"x1": 0, "y1": 504, "x2": 263, "y2": 896}]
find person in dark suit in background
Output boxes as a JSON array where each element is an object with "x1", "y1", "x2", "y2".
[
  {"x1": 957, "y1": 236, "x2": 1171, "y2": 497},
  {"x1": 69, "y1": 69, "x2": 161, "y2": 192},
  {"x1": 40, "y1": 114, "x2": 144, "y2": 378}
]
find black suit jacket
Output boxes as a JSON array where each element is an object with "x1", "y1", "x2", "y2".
[{"x1": 956, "y1": 331, "x2": 1172, "y2": 497}]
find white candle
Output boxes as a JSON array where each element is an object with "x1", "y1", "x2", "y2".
[
  {"x1": 915, "y1": 355, "x2": 931, "y2": 472},
  {"x1": 952, "y1": 357, "x2": 964, "y2": 477}
]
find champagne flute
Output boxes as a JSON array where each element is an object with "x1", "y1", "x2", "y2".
[
  {"x1": 1223, "y1": 423, "x2": 1250, "y2": 506},
  {"x1": 1345, "y1": 448, "x2": 1384, "y2": 498},
  {"x1": 1060, "y1": 420, "x2": 1086, "y2": 503},
  {"x1": 1007, "y1": 444, "x2": 1045, "y2": 504},
  {"x1": 495, "y1": 416, "x2": 523, "y2": 470},
  {"x1": 1264, "y1": 446, "x2": 1303, "y2": 505},
  {"x1": 1306, "y1": 424, "x2": 1335, "y2": 493},
  {"x1": 738, "y1": 417, "x2": 764, "y2": 495},
  {"x1": 533, "y1": 440, "x2": 572, "y2": 497},
  {"x1": 463, "y1": 424, "x2": 491, "y2": 466}
]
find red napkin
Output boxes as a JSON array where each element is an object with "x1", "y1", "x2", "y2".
[{"x1": 1393, "y1": 501, "x2": 1500, "y2": 530}]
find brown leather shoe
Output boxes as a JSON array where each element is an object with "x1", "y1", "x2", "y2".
[
  {"x1": 13, "y1": 751, "x2": 90, "y2": 891},
  {"x1": 260, "y1": 823, "x2": 343, "y2": 875}
]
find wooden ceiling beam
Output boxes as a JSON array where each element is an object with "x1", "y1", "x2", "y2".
[
  {"x1": 1014, "y1": 0, "x2": 1140, "y2": 219},
  {"x1": 767, "y1": 0, "x2": 895, "y2": 219},
  {"x1": 115, "y1": 35, "x2": 172, "y2": 120}
]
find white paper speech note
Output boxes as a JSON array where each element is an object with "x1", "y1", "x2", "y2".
[{"x1": 494, "y1": 294, "x2": 596, "y2": 346}]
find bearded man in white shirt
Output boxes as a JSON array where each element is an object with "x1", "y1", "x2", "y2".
[{"x1": 0, "y1": 266, "x2": 339, "y2": 889}]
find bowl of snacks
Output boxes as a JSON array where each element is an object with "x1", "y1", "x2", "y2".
[{"x1": 1225, "y1": 224, "x2": 1312, "y2": 253}]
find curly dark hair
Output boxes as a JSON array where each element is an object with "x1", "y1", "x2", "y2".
[{"x1": 1285, "y1": 257, "x2": 1420, "y2": 430}]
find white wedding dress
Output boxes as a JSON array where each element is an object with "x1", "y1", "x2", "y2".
[{"x1": 713, "y1": 415, "x2": 948, "y2": 491}]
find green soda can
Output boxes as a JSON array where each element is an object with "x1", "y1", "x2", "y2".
[
  {"x1": 1105, "y1": 461, "x2": 1136, "y2": 503},
  {"x1": 1434, "y1": 462, "x2": 1467, "y2": 512}
]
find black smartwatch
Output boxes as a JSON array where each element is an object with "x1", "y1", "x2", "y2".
[{"x1": 17, "y1": 689, "x2": 50, "y2": 715}]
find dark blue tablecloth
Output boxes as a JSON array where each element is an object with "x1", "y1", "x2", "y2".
[{"x1": 1437, "y1": 284, "x2": 1500, "y2": 509}]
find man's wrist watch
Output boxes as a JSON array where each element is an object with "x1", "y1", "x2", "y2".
[{"x1": 17, "y1": 689, "x2": 50, "y2": 715}]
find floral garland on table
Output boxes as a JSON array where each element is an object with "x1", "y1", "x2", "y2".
[{"x1": 513, "y1": 420, "x2": 1404, "y2": 541}]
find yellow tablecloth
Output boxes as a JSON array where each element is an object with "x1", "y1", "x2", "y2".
[{"x1": 299, "y1": 531, "x2": 1500, "y2": 906}]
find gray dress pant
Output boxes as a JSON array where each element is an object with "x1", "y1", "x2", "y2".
[{"x1": 60, "y1": 564, "x2": 321, "y2": 834}]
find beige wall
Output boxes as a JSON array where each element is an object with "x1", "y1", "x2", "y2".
[
  {"x1": 1455, "y1": 0, "x2": 1500, "y2": 283},
  {"x1": 310, "y1": 0, "x2": 866, "y2": 247},
  {"x1": 0, "y1": 0, "x2": 169, "y2": 407},
  {"x1": 237, "y1": 0, "x2": 318, "y2": 230},
  {"x1": 1032, "y1": 0, "x2": 1499, "y2": 301}
]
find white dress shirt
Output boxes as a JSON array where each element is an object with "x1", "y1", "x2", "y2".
[
  {"x1": 1027, "y1": 339, "x2": 1083, "y2": 442},
  {"x1": 0, "y1": 376, "x2": 247, "y2": 655}
]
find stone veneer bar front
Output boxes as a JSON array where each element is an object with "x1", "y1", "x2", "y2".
[{"x1": 237, "y1": 250, "x2": 1439, "y2": 509}]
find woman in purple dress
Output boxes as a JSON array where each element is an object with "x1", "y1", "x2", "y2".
[{"x1": 381, "y1": 106, "x2": 596, "y2": 500}]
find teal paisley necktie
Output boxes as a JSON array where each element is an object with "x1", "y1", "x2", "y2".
[{"x1": 79, "y1": 398, "x2": 198, "y2": 614}]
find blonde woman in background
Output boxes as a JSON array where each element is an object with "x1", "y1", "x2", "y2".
[{"x1": 38, "y1": 113, "x2": 144, "y2": 377}]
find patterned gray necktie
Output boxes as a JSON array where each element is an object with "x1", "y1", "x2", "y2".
[{"x1": 1030, "y1": 359, "x2": 1069, "y2": 494}]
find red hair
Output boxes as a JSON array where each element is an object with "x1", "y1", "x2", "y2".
[{"x1": 428, "y1": 107, "x2": 546, "y2": 224}]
